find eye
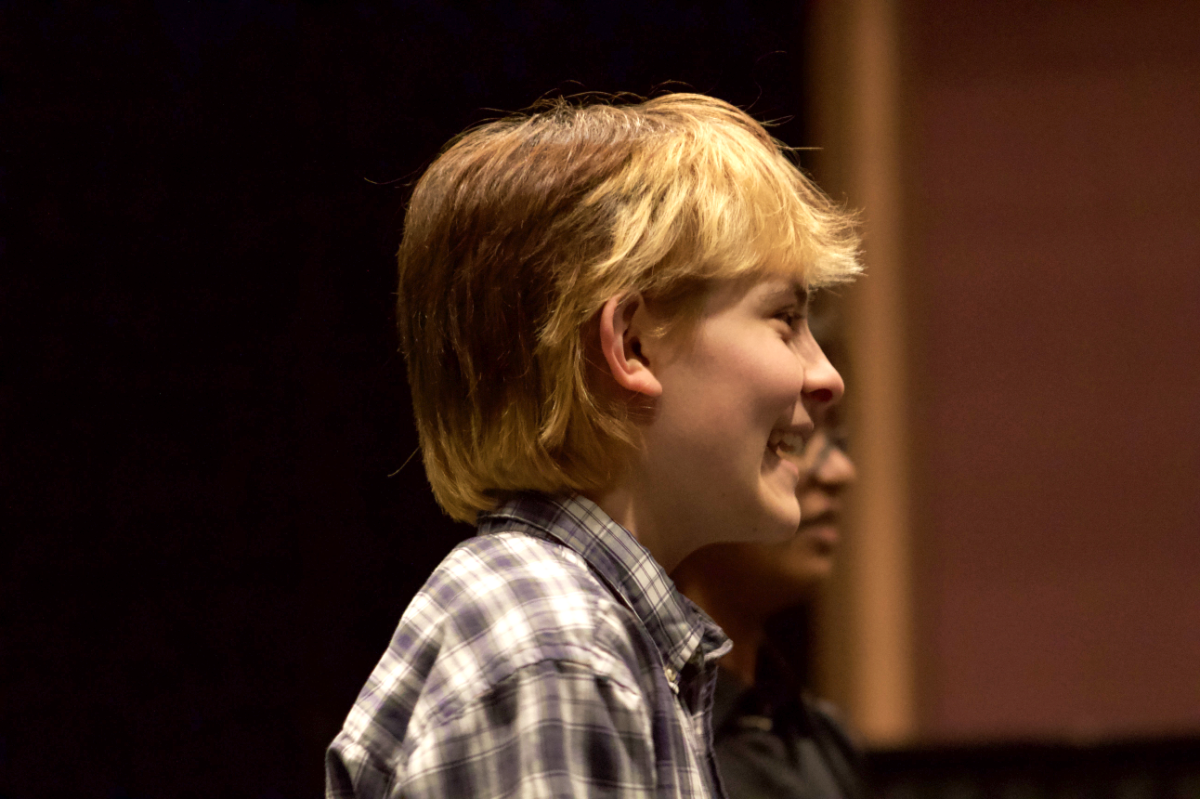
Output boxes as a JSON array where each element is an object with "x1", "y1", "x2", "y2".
[{"x1": 772, "y1": 307, "x2": 805, "y2": 332}]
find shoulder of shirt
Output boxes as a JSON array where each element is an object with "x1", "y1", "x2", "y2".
[
  {"x1": 804, "y1": 695, "x2": 863, "y2": 758},
  {"x1": 337, "y1": 530, "x2": 647, "y2": 767},
  {"x1": 423, "y1": 531, "x2": 644, "y2": 681}
]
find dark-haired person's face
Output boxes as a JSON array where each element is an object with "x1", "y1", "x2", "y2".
[{"x1": 783, "y1": 427, "x2": 857, "y2": 586}]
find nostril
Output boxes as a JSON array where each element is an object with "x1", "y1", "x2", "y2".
[{"x1": 807, "y1": 387, "x2": 835, "y2": 404}]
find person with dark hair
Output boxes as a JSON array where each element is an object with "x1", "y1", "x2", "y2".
[
  {"x1": 673, "y1": 341, "x2": 866, "y2": 799},
  {"x1": 325, "y1": 94, "x2": 861, "y2": 798}
]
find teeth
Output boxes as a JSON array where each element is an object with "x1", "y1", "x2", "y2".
[{"x1": 769, "y1": 430, "x2": 807, "y2": 456}]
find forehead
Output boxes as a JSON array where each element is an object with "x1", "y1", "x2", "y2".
[
  {"x1": 755, "y1": 277, "x2": 810, "y2": 307},
  {"x1": 703, "y1": 274, "x2": 810, "y2": 313}
]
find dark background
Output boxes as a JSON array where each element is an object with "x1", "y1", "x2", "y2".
[{"x1": 1, "y1": 2, "x2": 816, "y2": 796}]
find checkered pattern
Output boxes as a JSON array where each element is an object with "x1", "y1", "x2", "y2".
[{"x1": 326, "y1": 493, "x2": 732, "y2": 799}]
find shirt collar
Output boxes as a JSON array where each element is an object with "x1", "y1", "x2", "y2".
[{"x1": 477, "y1": 492, "x2": 731, "y2": 677}]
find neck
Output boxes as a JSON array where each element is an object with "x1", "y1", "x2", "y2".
[
  {"x1": 585, "y1": 483, "x2": 691, "y2": 573},
  {"x1": 671, "y1": 569, "x2": 769, "y2": 687}
]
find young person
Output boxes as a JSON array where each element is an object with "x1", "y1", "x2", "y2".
[
  {"x1": 672, "y1": 322, "x2": 865, "y2": 799},
  {"x1": 326, "y1": 94, "x2": 861, "y2": 798}
]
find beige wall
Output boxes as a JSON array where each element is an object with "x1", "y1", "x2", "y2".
[{"x1": 811, "y1": 0, "x2": 1200, "y2": 745}]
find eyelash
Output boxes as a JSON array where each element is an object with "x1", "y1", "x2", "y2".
[{"x1": 774, "y1": 309, "x2": 805, "y2": 329}]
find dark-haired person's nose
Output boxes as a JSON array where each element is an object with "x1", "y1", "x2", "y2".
[{"x1": 815, "y1": 440, "x2": 856, "y2": 488}]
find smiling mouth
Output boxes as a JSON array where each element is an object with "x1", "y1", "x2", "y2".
[
  {"x1": 767, "y1": 429, "x2": 809, "y2": 461},
  {"x1": 800, "y1": 509, "x2": 838, "y2": 529},
  {"x1": 798, "y1": 509, "x2": 841, "y2": 550}
]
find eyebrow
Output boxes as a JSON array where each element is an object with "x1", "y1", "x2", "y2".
[{"x1": 763, "y1": 281, "x2": 810, "y2": 309}]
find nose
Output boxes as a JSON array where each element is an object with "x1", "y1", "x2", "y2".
[
  {"x1": 801, "y1": 341, "x2": 844, "y2": 415},
  {"x1": 815, "y1": 443, "x2": 857, "y2": 487}
]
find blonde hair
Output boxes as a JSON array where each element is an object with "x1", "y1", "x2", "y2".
[{"x1": 397, "y1": 93, "x2": 861, "y2": 522}]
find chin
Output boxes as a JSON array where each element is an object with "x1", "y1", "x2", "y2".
[
  {"x1": 783, "y1": 550, "x2": 835, "y2": 583},
  {"x1": 760, "y1": 506, "x2": 803, "y2": 543}
]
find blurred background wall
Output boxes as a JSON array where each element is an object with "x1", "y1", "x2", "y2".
[
  {"x1": 3, "y1": 1, "x2": 1198, "y2": 797},
  {"x1": 810, "y1": 0, "x2": 1200, "y2": 747}
]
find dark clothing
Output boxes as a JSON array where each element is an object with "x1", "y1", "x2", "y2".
[{"x1": 711, "y1": 661, "x2": 865, "y2": 799}]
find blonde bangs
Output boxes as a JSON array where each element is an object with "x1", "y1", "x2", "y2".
[{"x1": 608, "y1": 105, "x2": 860, "y2": 294}]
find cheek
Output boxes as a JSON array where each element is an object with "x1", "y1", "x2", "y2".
[
  {"x1": 743, "y1": 350, "x2": 806, "y2": 410},
  {"x1": 710, "y1": 336, "x2": 801, "y2": 389}
]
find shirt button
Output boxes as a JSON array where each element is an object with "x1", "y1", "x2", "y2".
[{"x1": 663, "y1": 665, "x2": 678, "y2": 683}]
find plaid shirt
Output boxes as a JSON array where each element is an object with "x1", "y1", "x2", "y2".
[{"x1": 326, "y1": 493, "x2": 732, "y2": 799}]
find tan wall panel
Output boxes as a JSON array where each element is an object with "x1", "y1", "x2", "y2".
[
  {"x1": 811, "y1": 0, "x2": 1200, "y2": 744},
  {"x1": 809, "y1": 0, "x2": 918, "y2": 746}
]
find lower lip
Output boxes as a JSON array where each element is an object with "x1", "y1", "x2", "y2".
[
  {"x1": 778, "y1": 456, "x2": 800, "y2": 480},
  {"x1": 800, "y1": 521, "x2": 840, "y2": 548}
]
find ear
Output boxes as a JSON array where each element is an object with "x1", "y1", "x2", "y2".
[{"x1": 598, "y1": 293, "x2": 663, "y2": 398}]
